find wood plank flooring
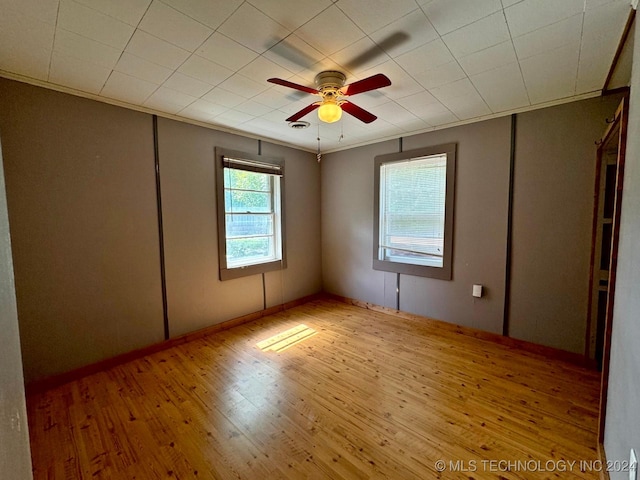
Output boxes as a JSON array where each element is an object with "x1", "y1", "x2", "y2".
[{"x1": 27, "y1": 298, "x2": 603, "y2": 479}]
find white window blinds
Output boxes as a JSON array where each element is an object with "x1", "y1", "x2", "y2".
[
  {"x1": 215, "y1": 147, "x2": 286, "y2": 281},
  {"x1": 379, "y1": 153, "x2": 447, "y2": 268}
]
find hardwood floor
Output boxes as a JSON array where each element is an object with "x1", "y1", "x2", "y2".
[{"x1": 27, "y1": 298, "x2": 602, "y2": 479}]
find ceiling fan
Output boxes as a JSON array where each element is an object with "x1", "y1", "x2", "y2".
[{"x1": 267, "y1": 71, "x2": 391, "y2": 124}]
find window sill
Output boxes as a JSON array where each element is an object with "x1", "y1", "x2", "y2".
[
  {"x1": 220, "y1": 258, "x2": 285, "y2": 281},
  {"x1": 372, "y1": 258, "x2": 452, "y2": 280}
]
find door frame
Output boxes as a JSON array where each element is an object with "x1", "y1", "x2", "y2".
[{"x1": 588, "y1": 96, "x2": 629, "y2": 444}]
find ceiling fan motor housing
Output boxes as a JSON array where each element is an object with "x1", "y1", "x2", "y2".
[{"x1": 315, "y1": 71, "x2": 347, "y2": 99}]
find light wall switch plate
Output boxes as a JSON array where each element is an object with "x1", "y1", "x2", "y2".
[{"x1": 472, "y1": 284, "x2": 483, "y2": 298}]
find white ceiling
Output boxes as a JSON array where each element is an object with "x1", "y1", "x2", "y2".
[{"x1": 0, "y1": 0, "x2": 632, "y2": 152}]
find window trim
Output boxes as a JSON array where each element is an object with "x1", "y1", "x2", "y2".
[
  {"x1": 215, "y1": 147, "x2": 286, "y2": 281},
  {"x1": 373, "y1": 143, "x2": 456, "y2": 280}
]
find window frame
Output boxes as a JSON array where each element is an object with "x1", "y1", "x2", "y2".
[
  {"x1": 215, "y1": 147, "x2": 286, "y2": 281},
  {"x1": 373, "y1": 143, "x2": 456, "y2": 280}
]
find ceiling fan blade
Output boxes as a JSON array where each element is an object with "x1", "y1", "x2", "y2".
[
  {"x1": 341, "y1": 73, "x2": 391, "y2": 96},
  {"x1": 341, "y1": 101, "x2": 377, "y2": 124},
  {"x1": 344, "y1": 32, "x2": 410, "y2": 70},
  {"x1": 269, "y1": 38, "x2": 318, "y2": 70},
  {"x1": 285, "y1": 103, "x2": 320, "y2": 122},
  {"x1": 268, "y1": 78, "x2": 319, "y2": 95}
]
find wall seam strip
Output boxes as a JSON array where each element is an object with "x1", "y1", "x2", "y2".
[
  {"x1": 258, "y1": 139, "x2": 267, "y2": 310},
  {"x1": 262, "y1": 273, "x2": 267, "y2": 310},
  {"x1": 397, "y1": 137, "x2": 403, "y2": 311},
  {"x1": 153, "y1": 115, "x2": 170, "y2": 340},
  {"x1": 503, "y1": 114, "x2": 517, "y2": 337}
]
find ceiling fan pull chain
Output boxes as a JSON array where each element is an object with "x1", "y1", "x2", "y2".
[{"x1": 317, "y1": 125, "x2": 322, "y2": 163}]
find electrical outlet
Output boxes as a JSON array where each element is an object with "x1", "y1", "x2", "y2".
[{"x1": 631, "y1": 448, "x2": 638, "y2": 480}]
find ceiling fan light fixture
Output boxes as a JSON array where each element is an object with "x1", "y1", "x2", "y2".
[
  {"x1": 318, "y1": 102, "x2": 342, "y2": 123},
  {"x1": 269, "y1": 70, "x2": 390, "y2": 124}
]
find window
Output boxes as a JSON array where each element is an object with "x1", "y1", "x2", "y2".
[
  {"x1": 373, "y1": 144, "x2": 456, "y2": 280},
  {"x1": 215, "y1": 148, "x2": 286, "y2": 281}
]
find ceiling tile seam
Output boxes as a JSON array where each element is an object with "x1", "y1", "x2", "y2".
[
  {"x1": 118, "y1": 27, "x2": 234, "y2": 113},
  {"x1": 175, "y1": 94, "x2": 230, "y2": 120},
  {"x1": 574, "y1": 10, "x2": 588, "y2": 94},
  {"x1": 502, "y1": 0, "x2": 588, "y2": 39},
  {"x1": 89, "y1": 0, "x2": 156, "y2": 97},
  {"x1": 66, "y1": 0, "x2": 150, "y2": 27},
  {"x1": 500, "y1": 0, "x2": 524, "y2": 7},
  {"x1": 251, "y1": 47, "x2": 318, "y2": 82},
  {"x1": 369, "y1": 100, "x2": 416, "y2": 128},
  {"x1": 120, "y1": 5, "x2": 259, "y2": 86},
  {"x1": 154, "y1": 0, "x2": 236, "y2": 32},
  {"x1": 180, "y1": 54, "x2": 235, "y2": 84},
  {"x1": 306, "y1": 33, "x2": 366, "y2": 61},
  {"x1": 187, "y1": 4, "x2": 267, "y2": 61},
  {"x1": 500, "y1": 7, "x2": 531, "y2": 106},
  {"x1": 516, "y1": 39, "x2": 584, "y2": 64},
  {"x1": 217, "y1": 3, "x2": 295, "y2": 56},
  {"x1": 137, "y1": 22, "x2": 209, "y2": 56},
  {"x1": 104, "y1": 70, "x2": 163, "y2": 105},
  {"x1": 342, "y1": 38, "x2": 453, "y2": 119},
  {"x1": 50, "y1": 46, "x2": 116, "y2": 95},
  {"x1": 418, "y1": 2, "x2": 503, "y2": 38},
  {"x1": 229, "y1": 61, "x2": 325, "y2": 113},
  {"x1": 53, "y1": 25, "x2": 132, "y2": 55},
  {"x1": 430, "y1": 17, "x2": 508, "y2": 116},
  {"x1": 3, "y1": 3, "x2": 56, "y2": 26},
  {"x1": 217, "y1": 81, "x2": 267, "y2": 108},
  {"x1": 510, "y1": 12, "x2": 587, "y2": 60},
  {"x1": 264, "y1": 9, "x2": 392, "y2": 77},
  {"x1": 257, "y1": 39, "x2": 309, "y2": 78},
  {"x1": 114, "y1": 50, "x2": 171, "y2": 76},
  {"x1": 333, "y1": 2, "x2": 424, "y2": 41},
  {"x1": 111, "y1": 0, "x2": 153, "y2": 47},
  {"x1": 361, "y1": 7, "x2": 438, "y2": 59},
  {"x1": 513, "y1": 38, "x2": 584, "y2": 102},
  {"x1": 59, "y1": 0, "x2": 136, "y2": 51},
  {"x1": 247, "y1": 0, "x2": 335, "y2": 34},
  {"x1": 383, "y1": 56, "x2": 460, "y2": 123},
  {"x1": 367, "y1": 7, "x2": 439, "y2": 66},
  {"x1": 457, "y1": 42, "x2": 516, "y2": 78},
  {"x1": 49, "y1": 32, "x2": 182, "y2": 92},
  {"x1": 46, "y1": 1, "x2": 63, "y2": 83},
  {"x1": 416, "y1": 24, "x2": 492, "y2": 118}
]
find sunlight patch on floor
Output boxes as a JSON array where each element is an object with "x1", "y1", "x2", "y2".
[{"x1": 257, "y1": 324, "x2": 317, "y2": 352}]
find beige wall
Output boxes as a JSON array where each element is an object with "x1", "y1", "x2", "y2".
[
  {"x1": 322, "y1": 97, "x2": 621, "y2": 352},
  {"x1": 0, "y1": 79, "x2": 322, "y2": 382},
  {"x1": 321, "y1": 118, "x2": 511, "y2": 335},
  {"x1": 0, "y1": 70, "x2": 630, "y2": 388},
  {"x1": 0, "y1": 79, "x2": 165, "y2": 382},
  {"x1": 157, "y1": 118, "x2": 322, "y2": 337},
  {"x1": 604, "y1": 17, "x2": 640, "y2": 478},
  {"x1": 509, "y1": 96, "x2": 623, "y2": 353},
  {"x1": 0, "y1": 136, "x2": 33, "y2": 479}
]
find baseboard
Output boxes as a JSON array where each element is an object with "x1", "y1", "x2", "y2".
[
  {"x1": 26, "y1": 290, "x2": 596, "y2": 395},
  {"x1": 324, "y1": 292, "x2": 598, "y2": 370},
  {"x1": 26, "y1": 293, "x2": 321, "y2": 396},
  {"x1": 598, "y1": 442, "x2": 611, "y2": 480}
]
